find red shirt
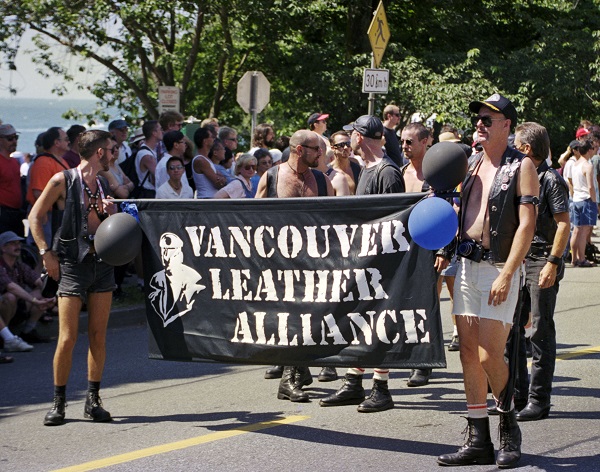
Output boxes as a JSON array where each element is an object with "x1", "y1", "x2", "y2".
[{"x1": 0, "y1": 154, "x2": 22, "y2": 209}]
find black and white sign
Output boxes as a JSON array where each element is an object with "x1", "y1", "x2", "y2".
[
  {"x1": 135, "y1": 194, "x2": 446, "y2": 368},
  {"x1": 362, "y1": 68, "x2": 390, "y2": 94}
]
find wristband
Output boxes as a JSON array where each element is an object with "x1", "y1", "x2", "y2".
[{"x1": 546, "y1": 255, "x2": 562, "y2": 265}]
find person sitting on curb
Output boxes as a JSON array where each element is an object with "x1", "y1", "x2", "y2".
[{"x1": 0, "y1": 231, "x2": 55, "y2": 344}]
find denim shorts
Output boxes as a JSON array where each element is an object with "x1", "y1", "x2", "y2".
[
  {"x1": 440, "y1": 255, "x2": 459, "y2": 277},
  {"x1": 58, "y1": 256, "x2": 116, "y2": 301},
  {"x1": 452, "y1": 258, "x2": 521, "y2": 325},
  {"x1": 572, "y1": 199, "x2": 598, "y2": 226}
]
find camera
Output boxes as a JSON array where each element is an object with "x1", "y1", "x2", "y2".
[{"x1": 457, "y1": 239, "x2": 484, "y2": 263}]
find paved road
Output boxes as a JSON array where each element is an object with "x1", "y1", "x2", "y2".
[{"x1": 2, "y1": 260, "x2": 599, "y2": 472}]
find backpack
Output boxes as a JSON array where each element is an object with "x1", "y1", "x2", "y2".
[
  {"x1": 119, "y1": 145, "x2": 149, "y2": 187},
  {"x1": 119, "y1": 145, "x2": 152, "y2": 197}
]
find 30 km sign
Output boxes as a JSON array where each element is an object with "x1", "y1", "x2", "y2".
[{"x1": 362, "y1": 68, "x2": 389, "y2": 94}]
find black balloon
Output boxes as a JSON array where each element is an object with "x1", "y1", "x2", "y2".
[
  {"x1": 95, "y1": 213, "x2": 142, "y2": 266},
  {"x1": 422, "y1": 142, "x2": 469, "y2": 192}
]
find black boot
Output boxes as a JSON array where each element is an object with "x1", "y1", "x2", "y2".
[
  {"x1": 277, "y1": 367, "x2": 309, "y2": 402},
  {"x1": 357, "y1": 379, "x2": 394, "y2": 413},
  {"x1": 496, "y1": 410, "x2": 522, "y2": 468},
  {"x1": 43, "y1": 395, "x2": 66, "y2": 426},
  {"x1": 264, "y1": 365, "x2": 284, "y2": 379},
  {"x1": 84, "y1": 391, "x2": 112, "y2": 422},
  {"x1": 319, "y1": 374, "x2": 365, "y2": 407},
  {"x1": 296, "y1": 366, "x2": 313, "y2": 388},
  {"x1": 437, "y1": 417, "x2": 495, "y2": 466},
  {"x1": 318, "y1": 367, "x2": 338, "y2": 382}
]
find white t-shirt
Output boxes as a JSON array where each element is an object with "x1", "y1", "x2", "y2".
[{"x1": 156, "y1": 181, "x2": 194, "y2": 199}]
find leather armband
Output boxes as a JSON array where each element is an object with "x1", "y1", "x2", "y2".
[
  {"x1": 546, "y1": 255, "x2": 562, "y2": 265},
  {"x1": 519, "y1": 195, "x2": 539, "y2": 206}
]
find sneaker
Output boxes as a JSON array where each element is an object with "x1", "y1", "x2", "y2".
[
  {"x1": 448, "y1": 335, "x2": 460, "y2": 351},
  {"x1": 3, "y1": 336, "x2": 34, "y2": 352},
  {"x1": 20, "y1": 329, "x2": 51, "y2": 344}
]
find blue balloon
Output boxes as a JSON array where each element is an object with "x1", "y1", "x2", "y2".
[{"x1": 408, "y1": 197, "x2": 458, "y2": 250}]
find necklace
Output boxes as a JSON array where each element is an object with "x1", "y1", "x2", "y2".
[
  {"x1": 169, "y1": 180, "x2": 182, "y2": 192},
  {"x1": 286, "y1": 161, "x2": 310, "y2": 179}
]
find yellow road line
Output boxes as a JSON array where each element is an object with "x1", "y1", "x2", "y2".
[
  {"x1": 52, "y1": 415, "x2": 309, "y2": 472},
  {"x1": 556, "y1": 345, "x2": 600, "y2": 361}
]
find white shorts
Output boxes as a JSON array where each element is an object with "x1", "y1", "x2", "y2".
[{"x1": 452, "y1": 258, "x2": 521, "y2": 325}]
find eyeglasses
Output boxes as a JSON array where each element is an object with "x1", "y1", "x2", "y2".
[
  {"x1": 102, "y1": 147, "x2": 119, "y2": 154},
  {"x1": 301, "y1": 143, "x2": 320, "y2": 152},
  {"x1": 471, "y1": 115, "x2": 506, "y2": 127},
  {"x1": 168, "y1": 165, "x2": 184, "y2": 171},
  {"x1": 175, "y1": 122, "x2": 184, "y2": 129},
  {"x1": 400, "y1": 139, "x2": 413, "y2": 145},
  {"x1": 243, "y1": 165, "x2": 257, "y2": 171},
  {"x1": 392, "y1": 113, "x2": 400, "y2": 117},
  {"x1": 332, "y1": 141, "x2": 351, "y2": 149}
]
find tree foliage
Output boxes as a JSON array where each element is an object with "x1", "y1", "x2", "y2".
[{"x1": 1, "y1": 0, "x2": 599, "y2": 154}]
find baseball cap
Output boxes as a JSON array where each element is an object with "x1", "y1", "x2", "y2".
[
  {"x1": 469, "y1": 93, "x2": 518, "y2": 128},
  {"x1": 0, "y1": 124, "x2": 18, "y2": 137},
  {"x1": 0, "y1": 231, "x2": 24, "y2": 248},
  {"x1": 308, "y1": 113, "x2": 329, "y2": 126},
  {"x1": 569, "y1": 140, "x2": 582, "y2": 149},
  {"x1": 575, "y1": 128, "x2": 590, "y2": 139},
  {"x1": 108, "y1": 119, "x2": 129, "y2": 131},
  {"x1": 343, "y1": 115, "x2": 384, "y2": 139},
  {"x1": 438, "y1": 131, "x2": 461, "y2": 143}
]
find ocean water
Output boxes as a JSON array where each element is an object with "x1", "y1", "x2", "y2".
[{"x1": 0, "y1": 97, "x2": 120, "y2": 155}]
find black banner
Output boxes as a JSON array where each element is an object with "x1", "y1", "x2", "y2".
[{"x1": 136, "y1": 193, "x2": 446, "y2": 368}]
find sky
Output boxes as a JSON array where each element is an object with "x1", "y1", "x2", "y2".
[{"x1": 0, "y1": 29, "x2": 98, "y2": 100}]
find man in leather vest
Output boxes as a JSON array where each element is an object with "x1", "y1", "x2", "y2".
[
  {"x1": 438, "y1": 94, "x2": 538, "y2": 469},
  {"x1": 512, "y1": 122, "x2": 569, "y2": 422},
  {"x1": 256, "y1": 129, "x2": 334, "y2": 402},
  {"x1": 29, "y1": 130, "x2": 117, "y2": 427}
]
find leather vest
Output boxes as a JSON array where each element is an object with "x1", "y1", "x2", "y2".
[
  {"x1": 462, "y1": 147, "x2": 524, "y2": 263},
  {"x1": 52, "y1": 169, "x2": 110, "y2": 263}
]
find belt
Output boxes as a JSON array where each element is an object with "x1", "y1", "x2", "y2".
[
  {"x1": 481, "y1": 249, "x2": 495, "y2": 262},
  {"x1": 528, "y1": 245, "x2": 551, "y2": 258}
]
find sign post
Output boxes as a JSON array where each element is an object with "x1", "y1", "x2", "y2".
[
  {"x1": 237, "y1": 71, "x2": 270, "y2": 140},
  {"x1": 366, "y1": 1, "x2": 390, "y2": 115}
]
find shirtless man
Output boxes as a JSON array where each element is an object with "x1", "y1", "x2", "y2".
[
  {"x1": 256, "y1": 129, "x2": 334, "y2": 400},
  {"x1": 29, "y1": 130, "x2": 117, "y2": 426},
  {"x1": 315, "y1": 133, "x2": 350, "y2": 196},
  {"x1": 438, "y1": 94, "x2": 538, "y2": 468},
  {"x1": 328, "y1": 131, "x2": 361, "y2": 195},
  {"x1": 400, "y1": 123, "x2": 431, "y2": 192}
]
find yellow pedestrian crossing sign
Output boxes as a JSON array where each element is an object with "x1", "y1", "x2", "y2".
[{"x1": 368, "y1": 1, "x2": 390, "y2": 68}]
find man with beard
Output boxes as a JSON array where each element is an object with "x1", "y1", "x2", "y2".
[
  {"x1": 29, "y1": 130, "x2": 118, "y2": 426},
  {"x1": 256, "y1": 129, "x2": 334, "y2": 401},
  {"x1": 249, "y1": 123, "x2": 275, "y2": 155}
]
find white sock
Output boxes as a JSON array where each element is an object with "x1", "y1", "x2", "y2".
[{"x1": 1, "y1": 327, "x2": 16, "y2": 342}]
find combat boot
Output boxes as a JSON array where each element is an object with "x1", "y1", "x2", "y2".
[
  {"x1": 264, "y1": 365, "x2": 284, "y2": 379},
  {"x1": 84, "y1": 391, "x2": 112, "y2": 422},
  {"x1": 437, "y1": 417, "x2": 495, "y2": 466},
  {"x1": 357, "y1": 379, "x2": 394, "y2": 412},
  {"x1": 295, "y1": 366, "x2": 313, "y2": 388},
  {"x1": 277, "y1": 366, "x2": 309, "y2": 402},
  {"x1": 43, "y1": 395, "x2": 66, "y2": 426},
  {"x1": 319, "y1": 374, "x2": 365, "y2": 407},
  {"x1": 496, "y1": 410, "x2": 522, "y2": 468}
]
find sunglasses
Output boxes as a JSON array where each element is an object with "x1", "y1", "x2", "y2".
[
  {"x1": 243, "y1": 165, "x2": 257, "y2": 171},
  {"x1": 168, "y1": 165, "x2": 184, "y2": 171},
  {"x1": 1, "y1": 135, "x2": 19, "y2": 142},
  {"x1": 471, "y1": 115, "x2": 506, "y2": 127},
  {"x1": 302, "y1": 144, "x2": 320, "y2": 152},
  {"x1": 400, "y1": 139, "x2": 413, "y2": 145},
  {"x1": 333, "y1": 141, "x2": 351, "y2": 150}
]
